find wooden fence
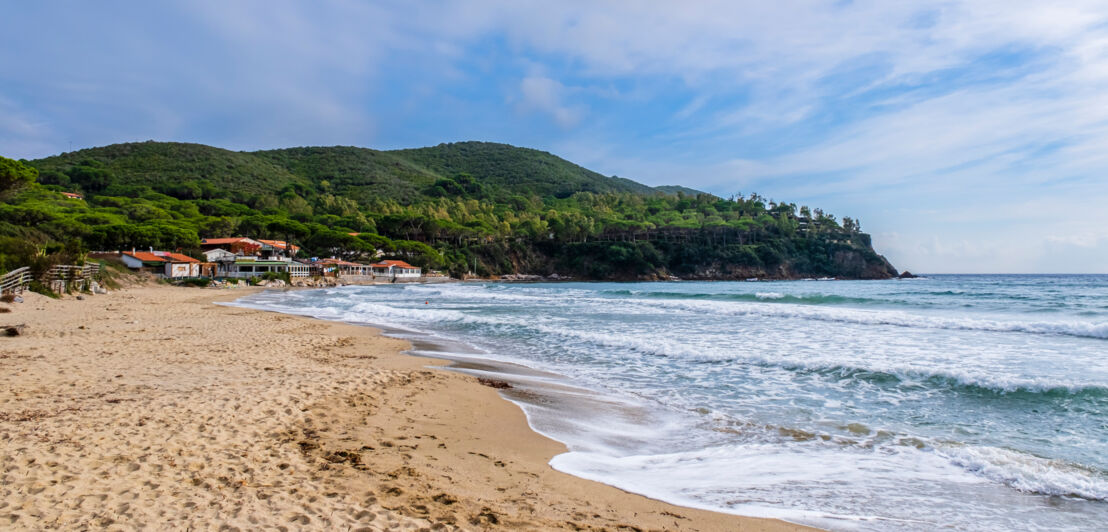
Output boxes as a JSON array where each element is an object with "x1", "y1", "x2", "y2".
[
  {"x1": 43, "y1": 263, "x2": 101, "y2": 293},
  {"x1": 0, "y1": 267, "x2": 31, "y2": 295},
  {"x1": 0, "y1": 263, "x2": 103, "y2": 295}
]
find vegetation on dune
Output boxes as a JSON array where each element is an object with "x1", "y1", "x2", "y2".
[{"x1": 1, "y1": 141, "x2": 897, "y2": 279}]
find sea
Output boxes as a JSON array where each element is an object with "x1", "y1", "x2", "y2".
[{"x1": 228, "y1": 275, "x2": 1108, "y2": 530}]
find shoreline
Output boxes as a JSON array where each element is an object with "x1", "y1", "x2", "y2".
[{"x1": 0, "y1": 284, "x2": 813, "y2": 530}]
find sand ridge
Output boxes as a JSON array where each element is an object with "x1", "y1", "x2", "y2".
[{"x1": 0, "y1": 284, "x2": 813, "y2": 531}]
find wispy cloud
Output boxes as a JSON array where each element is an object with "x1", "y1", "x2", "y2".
[
  {"x1": 514, "y1": 76, "x2": 585, "y2": 128},
  {"x1": 3, "y1": 1, "x2": 1108, "y2": 271}
]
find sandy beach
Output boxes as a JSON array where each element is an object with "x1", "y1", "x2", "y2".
[{"x1": 0, "y1": 283, "x2": 812, "y2": 531}]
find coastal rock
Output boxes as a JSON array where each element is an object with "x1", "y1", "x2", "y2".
[
  {"x1": 830, "y1": 249, "x2": 899, "y2": 280},
  {"x1": 501, "y1": 274, "x2": 543, "y2": 282},
  {"x1": 899, "y1": 271, "x2": 918, "y2": 279}
]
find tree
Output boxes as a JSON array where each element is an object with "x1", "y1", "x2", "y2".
[
  {"x1": 0, "y1": 156, "x2": 38, "y2": 199},
  {"x1": 305, "y1": 229, "x2": 369, "y2": 261},
  {"x1": 842, "y1": 216, "x2": 858, "y2": 233},
  {"x1": 201, "y1": 216, "x2": 239, "y2": 238},
  {"x1": 266, "y1": 218, "x2": 309, "y2": 255},
  {"x1": 65, "y1": 162, "x2": 113, "y2": 194}
]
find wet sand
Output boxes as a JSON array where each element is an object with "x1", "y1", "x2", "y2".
[{"x1": 0, "y1": 284, "x2": 814, "y2": 531}]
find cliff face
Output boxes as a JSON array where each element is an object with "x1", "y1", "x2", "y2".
[
  {"x1": 672, "y1": 254, "x2": 897, "y2": 281},
  {"x1": 465, "y1": 237, "x2": 899, "y2": 281},
  {"x1": 659, "y1": 237, "x2": 898, "y2": 281},
  {"x1": 829, "y1": 249, "x2": 899, "y2": 279}
]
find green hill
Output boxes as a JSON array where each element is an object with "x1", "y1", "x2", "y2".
[
  {"x1": 34, "y1": 141, "x2": 685, "y2": 202},
  {"x1": 32, "y1": 142, "x2": 309, "y2": 196},
  {"x1": 2, "y1": 142, "x2": 899, "y2": 281},
  {"x1": 654, "y1": 185, "x2": 711, "y2": 197},
  {"x1": 392, "y1": 141, "x2": 656, "y2": 198},
  {"x1": 253, "y1": 146, "x2": 444, "y2": 204},
  {"x1": 33, "y1": 141, "x2": 703, "y2": 203}
]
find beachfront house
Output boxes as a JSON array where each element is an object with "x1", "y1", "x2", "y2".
[
  {"x1": 201, "y1": 237, "x2": 263, "y2": 257},
  {"x1": 200, "y1": 237, "x2": 308, "y2": 278},
  {"x1": 202, "y1": 248, "x2": 236, "y2": 263},
  {"x1": 221, "y1": 257, "x2": 311, "y2": 278},
  {"x1": 310, "y1": 258, "x2": 374, "y2": 279},
  {"x1": 121, "y1": 251, "x2": 203, "y2": 278},
  {"x1": 257, "y1": 239, "x2": 301, "y2": 260},
  {"x1": 370, "y1": 260, "x2": 422, "y2": 279}
]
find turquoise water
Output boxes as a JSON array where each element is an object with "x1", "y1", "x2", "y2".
[{"x1": 232, "y1": 275, "x2": 1108, "y2": 530}]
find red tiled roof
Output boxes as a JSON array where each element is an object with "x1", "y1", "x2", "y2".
[
  {"x1": 370, "y1": 260, "x2": 418, "y2": 269},
  {"x1": 315, "y1": 258, "x2": 364, "y2": 267},
  {"x1": 122, "y1": 251, "x2": 199, "y2": 263},
  {"x1": 257, "y1": 239, "x2": 301, "y2": 253},
  {"x1": 162, "y1": 252, "x2": 200, "y2": 263},
  {"x1": 201, "y1": 237, "x2": 252, "y2": 245},
  {"x1": 62, "y1": 192, "x2": 84, "y2": 199},
  {"x1": 123, "y1": 251, "x2": 165, "y2": 263}
]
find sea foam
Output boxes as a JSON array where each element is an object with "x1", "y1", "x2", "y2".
[{"x1": 227, "y1": 278, "x2": 1108, "y2": 531}]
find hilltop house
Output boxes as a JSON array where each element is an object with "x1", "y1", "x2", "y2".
[{"x1": 121, "y1": 251, "x2": 203, "y2": 278}]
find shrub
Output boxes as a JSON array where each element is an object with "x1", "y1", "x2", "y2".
[
  {"x1": 29, "y1": 281, "x2": 59, "y2": 298},
  {"x1": 261, "y1": 271, "x2": 291, "y2": 283}
]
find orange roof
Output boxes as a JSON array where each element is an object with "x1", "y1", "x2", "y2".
[
  {"x1": 123, "y1": 251, "x2": 199, "y2": 263},
  {"x1": 257, "y1": 239, "x2": 301, "y2": 253},
  {"x1": 201, "y1": 237, "x2": 252, "y2": 245},
  {"x1": 62, "y1": 192, "x2": 84, "y2": 199},
  {"x1": 162, "y1": 252, "x2": 200, "y2": 263},
  {"x1": 123, "y1": 251, "x2": 165, "y2": 263},
  {"x1": 371, "y1": 260, "x2": 417, "y2": 269},
  {"x1": 315, "y1": 258, "x2": 364, "y2": 267}
]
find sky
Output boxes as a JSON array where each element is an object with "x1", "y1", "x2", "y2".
[{"x1": 4, "y1": 1, "x2": 1108, "y2": 273}]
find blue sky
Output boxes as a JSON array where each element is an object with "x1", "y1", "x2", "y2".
[{"x1": 4, "y1": 1, "x2": 1108, "y2": 273}]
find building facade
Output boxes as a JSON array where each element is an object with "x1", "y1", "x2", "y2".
[{"x1": 121, "y1": 251, "x2": 202, "y2": 278}]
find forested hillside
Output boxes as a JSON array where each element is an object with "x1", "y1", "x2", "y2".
[{"x1": 2, "y1": 141, "x2": 898, "y2": 280}]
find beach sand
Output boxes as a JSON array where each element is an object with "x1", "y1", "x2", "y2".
[{"x1": 0, "y1": 284, "x2": 813, "y2": 531}]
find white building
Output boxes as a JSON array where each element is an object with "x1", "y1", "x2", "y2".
[
  {"x1": 200, "y1": 237, "x2": 307, "y2": 278},
  {"x1": 370, "y1": 260, "x2": 421, "y2": 279},
  {"x1": 121, "y1": 251, "x2": 202, "y2": 278},
  {"x1": 202, "y1": 248, "x2": 236, "y2": 262}
]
